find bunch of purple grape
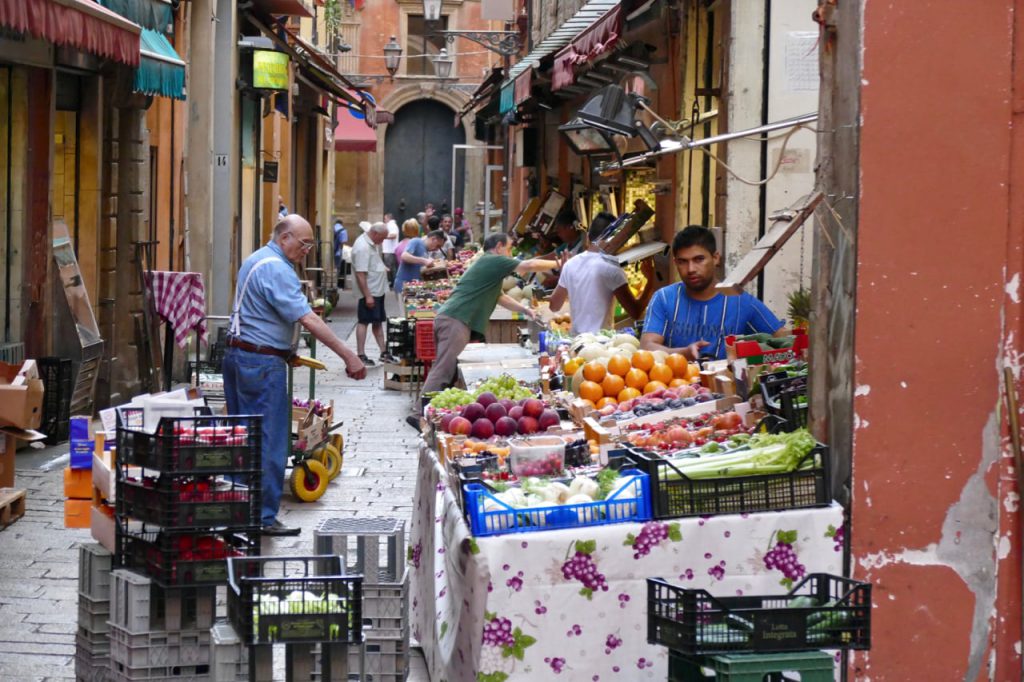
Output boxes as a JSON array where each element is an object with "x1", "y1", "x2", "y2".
[
  {"x1": 482, "y1": 616, "x2": 516, "y2": 648},
  {"x1": 561, "y1": 551, "x2": 609, "y2": 593},
  {"x1": 763, "y1": 541, "x2": 806, "y2": 580},
  {"x1": 832, "y1": 524, "x2": 845, "y2": 552},
  {"x1": 631, "y1": 522, "x2": 670, "y2": 559}
]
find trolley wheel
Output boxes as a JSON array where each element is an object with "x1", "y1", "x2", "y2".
[
  {"x1": 315, "y1": 443, "x2": 343, "y2": 481},
  {"x1": 289, "y1": 459, "x2": 330, "y2": 502}
]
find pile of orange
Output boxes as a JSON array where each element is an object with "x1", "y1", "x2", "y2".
[{"x1": 575, "y1": 351, "x2": 701, "y2": 408}]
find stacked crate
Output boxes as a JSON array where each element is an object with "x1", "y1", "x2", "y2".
[
  {"x1": 314, "y1": 517, "x2": 409, "y2": 681},
  {"x1": 76, "y1": 543, "x2": 113, "y2": 682},
  {"x1": 110, "y1": 412, "x2": 262, "y2": 681}
]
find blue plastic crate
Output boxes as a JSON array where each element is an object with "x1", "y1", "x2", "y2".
[{"x1": 463, "y1": 469, "x2": 652, "y2": 537}]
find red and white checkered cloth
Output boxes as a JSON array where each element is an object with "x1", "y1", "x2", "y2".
[{"x1": 144, "y1": 271, "x2": 208, "y2": 348}]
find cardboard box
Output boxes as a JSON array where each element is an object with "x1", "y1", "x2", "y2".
[
  {"x1": 92, "y1": 447, "x2": 116, "y2": 503},
  {"x1": 0, "y1": 428, "x2": 46, "y2": 488},
  {"x1": 0, "y1": 360, "x2": 44, "y2": 430},
  {"x1": 64, "y1": 498, "x2": 91, "y2": 528},
  {"x1": 90, "y1": 504, "x2": 116, "y2": 552}
]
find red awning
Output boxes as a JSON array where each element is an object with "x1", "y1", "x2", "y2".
[
  {"x1": 334, "y1": 105, "x2": 377, "y2": 153},
  {"x1": 0, "y1": 0, "x2": 141, "y2": 66},
  {"x1": 552, "y1": 4, "x2": 622, "y2": 91},
  {"x1": 513, "y1": 67, "x2": 532, "y2": 106}
]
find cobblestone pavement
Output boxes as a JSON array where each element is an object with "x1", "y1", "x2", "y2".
[{"x1": 0, "y1": 288, "x2": 430, "y2": 680}]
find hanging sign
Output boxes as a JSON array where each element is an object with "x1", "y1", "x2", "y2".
[{"x1": 253, "y1": 50, "x2": 289, "y2": 90}]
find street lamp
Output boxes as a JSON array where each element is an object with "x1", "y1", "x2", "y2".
[
  {"x1": 383, "y1": 35, "x2": 402, "y2": 78},
  {"x1": 422, "y1": 0, "x2": 442, "y2": 22},
  {"x1": 432, "y1": 48, "x2": 453, "y2": 79}
]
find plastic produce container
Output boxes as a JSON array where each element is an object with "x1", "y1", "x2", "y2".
[{"x1": 509, "y1": 436, "x2": 565, "y2": 477}]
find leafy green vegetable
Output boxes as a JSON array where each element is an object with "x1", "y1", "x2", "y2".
[
  {"x1": 595, "y1": 468, "x2": 620, "y2": 500},
  {"x1": 665, "y1": 428, "x2": 818, "y2": 480}
]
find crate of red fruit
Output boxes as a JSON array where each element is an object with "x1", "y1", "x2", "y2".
[
  {"x1": 463, "y1": 469, "x2": 651, "y2": 537},
  {"x1": 509, "y1": 436, "x2": 565, "y2": 477},
  {"x1": 415, "y1": 320, "x2": 436, "y2": 361},
  {"x1": 116, "y1": 521, "x2": 258, "y2": 587},
  {"x1": 227, "y1": 555, "x2": 363, "y2": 645},
  {"x1": 117, "y1": 411, "x2": 261, "y2": 474},
  {"x1": 617, "y1": 431, "x2": 830, "y2": 519},
  {"x1": 647, "y1": 573, "x2": 871, "y2": 655},
  {"x1": 116, "y1": 471, "x2": 260, "y2": 530}
]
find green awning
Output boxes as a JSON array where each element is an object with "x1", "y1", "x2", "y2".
[
  {"x1": 134, "y1": 29, "x2": 185, "y2": 100},
  {"x1": 499, "y1": 81, "x2": 515, "y2": 114},
  {"x1": 97, "y1": 0, "x2": 173, "y2": 32}
]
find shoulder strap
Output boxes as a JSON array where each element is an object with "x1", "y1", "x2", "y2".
[{"x1": 229, "y1": 256, "x2": 282, "y2": 337}]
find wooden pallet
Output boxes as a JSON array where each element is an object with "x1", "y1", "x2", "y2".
[
  {"x1": 0, "y1": 488, "x2": 26, "y2": 528},
  {"x1": 383, "y1": 361, "x2": 423, "y2": 392}
]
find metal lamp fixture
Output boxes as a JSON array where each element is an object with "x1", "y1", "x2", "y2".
[
  {"x1": 383, "y1": 35, "x2": 402, "y2": 77},
  {"x1": 422, "y1": 0, "x2": 443, "y2": 22},
  {"x1": 432, "y1": 48, "x2": 453, "y2": 79},
  {"x1": 559, "y1": 117, "x2": 616, "y2": 156},
  {"x1": 577, "y1": 84, "x2": 659, "y2": 152}
]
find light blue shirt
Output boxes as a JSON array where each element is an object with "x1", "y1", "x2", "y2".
[
  {"x1": 393, "y1": 237, "x2": 428, "y2": 293},
  {"x1": 233, "y1": 240, "x2": 312, "y2": 350}
]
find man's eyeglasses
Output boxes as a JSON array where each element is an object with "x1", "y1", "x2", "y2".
[{"x1": 287, "y1": 233, "x2": 316, "y2": 251}]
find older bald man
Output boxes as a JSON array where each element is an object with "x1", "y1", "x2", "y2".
[{"x1": 224, "y1": 214, "x2": 367, "y2": 536}]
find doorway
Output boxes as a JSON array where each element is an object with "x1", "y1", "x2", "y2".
[{"x1": 383, "y1": 99, "x2": 465, "y2": 223}]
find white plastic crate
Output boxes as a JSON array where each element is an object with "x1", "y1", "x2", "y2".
[
  {"x1": 210, "y1": 622, "x2": 245, "y2": 682},
  {"x1": 314, "y1": 517, "x2": 405, "y2": 583},
  {"x1": 347, "y1": 636, "x2": 407, "y2": 682},
  {"x1": 360, "y1": 572, "x2": 409, "y2": 640},
  {"x1": 108, "y1": 662, "x2": 210, "y2": 682},
  {"x1": 110, "y1": 569, "x2": 215, "y2": 633},
  {"x1": 75, "y1": 650, "x2": 111, "y2": 682},
  {"x1": 79, "y1": 542, "x2": 114, "y2": 601},
  {"x1": 109, "y1": 624, "x2": 212, "y2": 670},
  {"x1": 79, "y1": 592, "x2": 112, "y2": 635},
  {"x1": 77, "y1": 628, "x2": 111, "y2": 658}
]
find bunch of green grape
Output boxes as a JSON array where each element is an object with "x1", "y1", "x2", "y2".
[
  {"x1": 429, "y1": 387, "x2": 474, "y2": 409},
  {"x1": 472, "y1": 374, "x2": 534, "y2": 401}
]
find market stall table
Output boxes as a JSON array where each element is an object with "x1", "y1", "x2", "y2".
[{"x1": 409, "y1": 445, "x2": 843, "y2": 682}]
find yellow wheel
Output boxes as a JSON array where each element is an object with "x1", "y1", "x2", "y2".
[
  {"x1": 289, "y1": 459, "x2": 329, "y2": 502},
  {"x1": 315, "y1": 443, "x2": 342, "y2": 481}
]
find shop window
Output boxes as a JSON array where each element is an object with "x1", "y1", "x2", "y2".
[{"x1": 406, "y1": 14, "x2": 448, "y2": 76}]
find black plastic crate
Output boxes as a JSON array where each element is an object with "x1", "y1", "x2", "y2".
[
  {"x1": 115, "y1": 521, "x2": 259, "y2": 588},
  {"x1": 619, "y1": 444, "x2": 830, "y2": 519},
  {"x1": 760, "y1": 372, "x2": 808, "y2": 431},
  {"x1": 38, "y1": 356, "x2": 73, "y2": 444},
  {"x1": 116, "y1": 411, "x2": 260, "y2": 475},
  {"x1": 647, "y1": 573, "x2": 871, "y2": 655},
  {"x1": 227, "y1": 556, "x2": 363, "y2": 645},
  {"x1": 116, "y1": 469, "x2": 260, "y2": 530},
  {"x1": 385, "y1": 318, "x2": 416, "y2": 360}
]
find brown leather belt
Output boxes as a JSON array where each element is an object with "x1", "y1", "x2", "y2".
[{"x1": 227, "y1": 336, "x2": 292, "y2": 359}]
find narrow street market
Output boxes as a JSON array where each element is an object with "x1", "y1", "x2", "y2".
[{"x1": 0, "y1": 1, "x2": 1022, "y2": 681}]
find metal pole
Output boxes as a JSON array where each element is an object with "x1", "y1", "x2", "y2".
[{"x1": 599, "y1": 112, "x2": 819, "y2": 171}]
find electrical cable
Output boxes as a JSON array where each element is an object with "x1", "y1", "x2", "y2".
[{"x1": 696, "y1": 123, "x2": 806, "y2": 187}]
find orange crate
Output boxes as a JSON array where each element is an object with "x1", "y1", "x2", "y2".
[
  {"x1": 415, "y1": 320, "x2": 436, "y2": 361},
  {"x1": 65, "y1": 498, "x2": 91, "y2": 528},
  {"x1": 64, "y1": 466, "x2": 92, "y2": 499}
]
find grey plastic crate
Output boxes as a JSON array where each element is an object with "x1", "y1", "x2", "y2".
[
  {"x1": 79, "y1": 592, "x2": 112, "y2": 635},
  {"x1": 347, "y1": 636, "x2": 407, "y2": 682},
  {"x1": 109, "y1": 624, "x2": 212, "y2": 670},
  {"x1": 209, "y1": 622, "x2": 245, "y2": 682},
  {"x1": 314, "y1": 517, "x2": 405, "y2": 583},
  {"x1": 80, "y1": 542, "x2": 114, "y2": 601},
  {"x1": 110, "y1": 569, "x2": 215, "y2": 634},
  {"x1": 360, "y1": 572, "x2": 409, "y2": 640},
  {"x1": 108, "y1": 662, "x2": 210, "y2": 681},
  {"x1": 75, "y1": 650, "x2": 111, "y2": 682},
  {"x1": 77, "y1": 628, "x2": 111, "y2": 657}
]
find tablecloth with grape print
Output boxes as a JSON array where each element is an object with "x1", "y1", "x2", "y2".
[{"x1": 410, "y1": 444, "x2": 844, "y2": 682}]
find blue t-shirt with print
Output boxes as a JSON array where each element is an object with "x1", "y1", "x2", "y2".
[
  {"x1": 393, "y1": 237, "x2": 428, "y2": 293},
  {"x1": 642, "y1": 284, "x2": 783, "y2": 359}
]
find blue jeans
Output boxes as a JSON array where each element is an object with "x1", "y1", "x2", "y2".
[{"x1": 222, "y1": 347, "x2": 289, "y2": 526}]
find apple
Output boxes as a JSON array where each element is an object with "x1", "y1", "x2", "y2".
[
  {"x1": 485, "y1": 403, "x2": 508, "y2": 423},
  {"x1": 448, "y1": 416, "x2": 472, "y2": 435},
  {"x1": 537, "y1": 409, "x2": 560, "y2": 431},
  {"x1": 522, "y1": 398, "x2": 545, "y2": 419},
  {"x1": 508, "y1": 405, "x2": 524, "y2": 421},
  {"x1": 461, "y1": 402, "x2": 486, "y2": 423},
  {"x1": 476, "y1": 391, "x2": 498, "y2": 408},
  {"x1": 498, "y1": 398, "x2": 516, "y2": 412},
  {"x1": 439, "y1": 413, "x2": 455, "y2": 433},
  {"x1": 517, "y1": 416, "x2": 539, "y2": 434},
  {"x1": 494, "y1": 416, "x2": 518, "y2": 437},
  {"x1": 471, "y1": 419, "x2": 495, "y2": 439}
]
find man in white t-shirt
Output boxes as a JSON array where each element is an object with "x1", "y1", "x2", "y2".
[
  {"x1": 548, "y1": 212, "x2": 657, "y2": 335},
  {"x1": 381, "y1": 212, "x2": 400, "y2": 288},
  {"x1": 351, "y1": 222, "x2": 390, "y2": 366}
]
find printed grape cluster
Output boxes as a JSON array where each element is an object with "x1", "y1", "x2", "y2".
[
  {"x1": 764, "y1": 541, "x2": 806, "y2": 581},
  {"x1": 561, "y1": 551, "x2": 609, "y2": 593},
  {"x1": 482, "y1": 616, "x2": 516, "y2": 648}
]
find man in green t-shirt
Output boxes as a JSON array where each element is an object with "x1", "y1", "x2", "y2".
[{"x1": 414, "y1": 233, "x2": 561, "y2": 416}]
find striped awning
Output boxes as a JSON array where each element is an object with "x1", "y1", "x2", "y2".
[
  {"x1": 96, "y1": 0, "x2": 172, "y2": 32},
  {"x1": 134, "y1": 29, "x2": 185, "y2": 99},
  {"x1": 0, "y1": 0, "x2": 141, "y2": 66}
]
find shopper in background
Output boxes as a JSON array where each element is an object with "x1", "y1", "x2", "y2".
[
  {"x1": 381, "y1": 212, "x2": 400, "y2": 288},
  {"x1": 351, "y1": 222, "x2": 391, "y2": 366},
  {"x1": 453, "y1": 208, "x2": 471, "y2": 247},
  {"x1": 416, "y1": 211, "x2": 428, "y2": 235},
  {"x1": 333, "y1": 216, "x2": 349, "y2": 289},
  {"x1": 410, "y1": 233, "x2": 563, "y2": 429},
  {"x1": 548, "y1": 212, "x2": 658, "y2": 335},
  {"x1": 394, "y1": 229, "x2": 447, "y2": 294},
  {"x1": 425, "y1": 215, "x2": 453, "y2": 259},
  {"x1": 224, "y1": 214, "x2": 366, "y2": 536},
  {"x1": 641, "y1": 225, "x2": 785, "y2": 360}
]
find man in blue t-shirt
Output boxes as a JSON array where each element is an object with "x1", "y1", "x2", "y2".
[
  {"x1": 393, "y1": 230, "x2": 447, "y2": 293},
  {"x1": 641, "y1": 226, "x2": 785, "y2": 360}
]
